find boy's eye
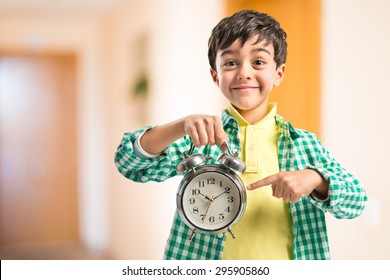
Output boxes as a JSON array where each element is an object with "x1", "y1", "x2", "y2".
[
  {"x1": 253, "y1": 59, "x2": 265, "y2": 66},
  {"x1": 223, "y1": 60, "x2": 237, "y2": 67}
]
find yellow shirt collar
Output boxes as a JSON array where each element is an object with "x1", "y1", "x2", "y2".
[{"x1": 227, "y1": 103, "x2": 277, "y2": 127}]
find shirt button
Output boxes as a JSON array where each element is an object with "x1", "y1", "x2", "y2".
[
  {"x1": 217, "y1": 233, "x2": 224, "y2": 238},
  {"x1": 247, "y1": 126, "x2": 254, "y2": 133},
  {"x1": 248, "y1": 144, "x2": 256, "y2": 151}
]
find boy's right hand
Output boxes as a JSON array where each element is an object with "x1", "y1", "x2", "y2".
[
  {"x1": 140, "y1": 114, "x2": 229, "y2": 155},
  {"x1": 183, "y1": 115, "x2": 229, "y2": 148}
]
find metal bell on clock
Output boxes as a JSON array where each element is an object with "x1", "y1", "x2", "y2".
[
  {"x1": 176, "y1": 145, "x2": 205, "y2": 175},
  {"x1": 217, "y1": 141, "x2": 246, "y2": 174}
]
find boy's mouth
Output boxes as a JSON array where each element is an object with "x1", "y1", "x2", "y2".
[{"x1": 231, "y1": 85, "x2": 259, "y2": 91}]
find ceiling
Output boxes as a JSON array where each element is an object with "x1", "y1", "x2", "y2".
[{"x1": 0, "y1": 0, "x2": 125, "y2": 15}]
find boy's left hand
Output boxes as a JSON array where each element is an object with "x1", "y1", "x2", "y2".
[{"x1": 247, "y1": 169, "x2": 329, "y2": 203}]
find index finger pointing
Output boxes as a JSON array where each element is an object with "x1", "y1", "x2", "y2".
[{"x1": 247, "y1": 173, "x2": 280, "y2": 190}]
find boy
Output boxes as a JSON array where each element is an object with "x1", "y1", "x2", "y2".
[{"x1": 115, "y1": 10, "x2": 367, "y2": 260}]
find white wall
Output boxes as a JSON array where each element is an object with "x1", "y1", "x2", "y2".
[{"x1": 322, "y1": 0, "x2": 390, "y2": 259}]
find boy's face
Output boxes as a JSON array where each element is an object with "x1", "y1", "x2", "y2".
[{"x1": 210, "y1": 35, "x2": 285, "y2": 123}]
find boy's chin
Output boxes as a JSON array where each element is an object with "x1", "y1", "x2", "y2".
[{"x1": 232, "y1": 102, "x2": 268, "y2": 112}]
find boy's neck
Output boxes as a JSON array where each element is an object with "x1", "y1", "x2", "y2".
[{"x1": 232, "y1": 103, "x2": 270, "y2": 125}]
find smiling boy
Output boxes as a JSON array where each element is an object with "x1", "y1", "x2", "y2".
[{"x1": 115, "y1": 10, "x2": 367, "y2": 259}]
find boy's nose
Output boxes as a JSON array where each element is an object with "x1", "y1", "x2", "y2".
[{"x1": 236, "y1": 64, "x2": 252, "y2": 80}]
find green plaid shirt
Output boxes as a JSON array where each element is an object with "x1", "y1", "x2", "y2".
[{"x1": 115, "y1": 110, "x2": 367, "y2": 260}]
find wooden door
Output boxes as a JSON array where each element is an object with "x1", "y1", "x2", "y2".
[{"x1": 0, "y1": 54, "x2": 79, "y2": 248}]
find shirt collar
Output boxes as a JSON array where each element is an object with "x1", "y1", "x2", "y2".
[
  {"x1": 222, "y1": 105, "x2": 299, "y2": 139},
  {"x1": 274, "y1": 114, "x2": 300, "y2": 139},
  {"x1": 227, "y1": 102, "x2": 277, "y2": 127}
]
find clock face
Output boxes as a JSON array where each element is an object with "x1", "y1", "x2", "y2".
[{"x1": 179, "y1": 169, "x2": 244, "y2": 232}]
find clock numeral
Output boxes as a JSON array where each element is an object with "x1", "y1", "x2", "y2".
[
  {"x1": 189, "y1": 198, "x2": 195, "y2": 204},
  {"x1": 225, "y1": 187, "x2": 230, "y2": 193},
  {"x1": 193, "y1": 207, "x2": 199, "y2": 214},
  {"x1": 199, "y1": 178, "x2": 216, "y2": 187},
  {"x1": 207, "y1": 178, "x2": 215, "y2": 185},
  {"x1": 225, "y1": 206, "x2": 231, "y2": 213},
  {"x1": 200, "y1": 215, "x2": 216, "y2": 223},
  {"x1": 192, "y1": 189, "x2": 200, "y2": 195},
  {"x1": 228, "y1": 196, "x2": 234, "y2": 203},
  {"x1": 219, "y1": 213, "x2": 225, "y2": 220}
]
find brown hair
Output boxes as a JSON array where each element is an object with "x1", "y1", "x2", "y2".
[{"x1": 208, "y1": 10, "x2": 287, "y2": 71}]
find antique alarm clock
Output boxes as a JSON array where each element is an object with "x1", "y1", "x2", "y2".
[{"x1": 176, "y1": 142, "x2": 246, "y2": 240}]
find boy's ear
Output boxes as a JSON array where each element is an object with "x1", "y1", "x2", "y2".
[
  {"x1": 210, "y1": 68, "x2": 219, "y2": 86},
  {"x1": 274, "y1": 64, "x2": 286, "y2": 87}
]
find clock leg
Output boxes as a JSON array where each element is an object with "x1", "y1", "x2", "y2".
[
  {"x1": 228, "y1": 227, "x2": 236, "y2": 239},
  {"x1": 188, "y1": 229, "x2": 197, "y2": 241}
]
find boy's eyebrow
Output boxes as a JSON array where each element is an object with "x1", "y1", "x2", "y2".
[
  {"x1": 252, "y1": 47, "x2": 272, "y2": 56},
  {"x1": 219, "y1": 49, "x2": 237, "y2": 57},
  {"x1": 220, "y1": 47, "x2": 272, "y2": 57}
]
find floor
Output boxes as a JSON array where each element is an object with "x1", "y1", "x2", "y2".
[{"x1": 0, "y1": 240, "x2": 107, "y2": 260}]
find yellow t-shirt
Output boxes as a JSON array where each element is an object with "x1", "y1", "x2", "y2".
[{"x1": 222, "y1": 103, "x2": 293, "y2": 260}]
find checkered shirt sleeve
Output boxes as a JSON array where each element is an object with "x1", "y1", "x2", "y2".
[
  {"x1": 276, "y1": 114, "x2": 367, "y2": 259},
  {"x1": 115, "y1": 126, "x2": 192, "y2": 183}
]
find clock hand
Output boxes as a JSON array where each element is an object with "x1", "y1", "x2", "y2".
[
  {"x1": 201, "y1": 197, "x2": 214, "y2": 222},
  {"x1": 213, "y1": 189, "x2": 229, "y2": 200}
]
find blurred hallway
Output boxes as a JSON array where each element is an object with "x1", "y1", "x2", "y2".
[{"x1": 1, "y1": 0, "x2": 389, "y2": 260}]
